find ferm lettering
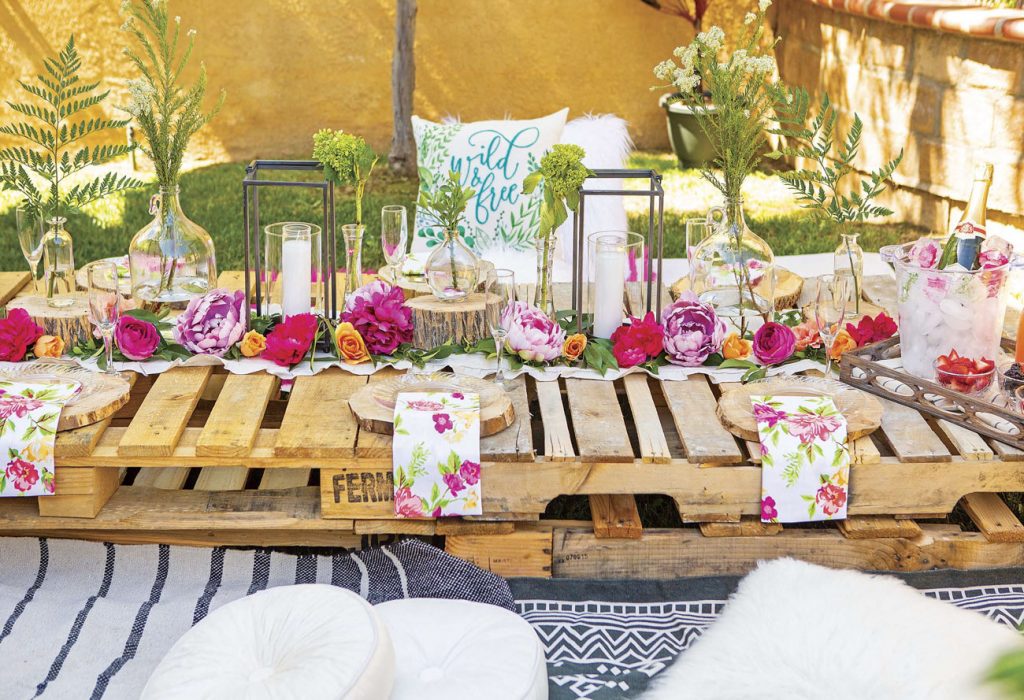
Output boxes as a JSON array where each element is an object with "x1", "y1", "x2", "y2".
[{"x1": 333, "y1": 472, "x2": 394, "y2": 504}]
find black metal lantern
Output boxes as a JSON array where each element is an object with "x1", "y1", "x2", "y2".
[
  {"x1": 570, "y1": 169, "x2": 666, "y2": 333},
  {"x1": 242, "y1": 160, "x2": 338, "y2": 319}
]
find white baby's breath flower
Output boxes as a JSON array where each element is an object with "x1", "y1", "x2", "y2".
[
  {"x1": 187, "y1": 28, "x2": 197, "y2": 37},
  {"x1": 744, "y1": 12, "x2": 756, "y2": 25},
  {"x1": 759, "y1": 0, "x2": 772, "y2": 11},
  {"x1": 703, "y1": 25, "x2": 725, "y2": 52},
  {"x1": 654, "y1": 60, "x2": 677, "y2": 81},
  {"x1": 174, "y1": 15, "x2": 181, "y2": 23},
  {"x1": 673, "y1": 45, "x2": 688, "y2": 59}
]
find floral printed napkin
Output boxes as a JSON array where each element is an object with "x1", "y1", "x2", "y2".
[
  {"x1": 0, "y1": 380, "x2": 81, "y2": 498},
  {"x1": 393, "y1": 391, "x2": 482, "y2": 518},
  {"x1": 752, "y1": 394, "x2": 850, "y2": 523}
]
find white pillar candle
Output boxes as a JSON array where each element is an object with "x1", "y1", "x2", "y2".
[
  {"x1": 593, "y1": 245, "x2": 626, "y2": 339},
  {"x1": 281, "y1": 233, "x2": 312, "y2": 318}
]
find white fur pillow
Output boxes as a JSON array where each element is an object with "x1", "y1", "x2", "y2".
[{"x1": 644, "y1": 558, "x2": 1023, "y2": 700}]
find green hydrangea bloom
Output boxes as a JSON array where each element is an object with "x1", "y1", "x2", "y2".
[{"x1": 539, "y1": 144, "x2": 590, "y2": 200}]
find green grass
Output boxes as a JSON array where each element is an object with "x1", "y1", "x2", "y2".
[{"x1": 0, "y1": 151, "x2": 923, "y2": 276}]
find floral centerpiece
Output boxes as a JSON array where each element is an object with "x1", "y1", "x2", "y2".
[
  {"x1": 122, "y1": 0, "x2": 224, "y2": 304},
  {"x1": 522, "y1": 144, "x2": 594, "y2": 316},
  {"x1": 655, "y1": 1, "x2": 787, "y2": 333},
  {"x1": 417, "y1": 171, "x2": 479, "y2": 302}
]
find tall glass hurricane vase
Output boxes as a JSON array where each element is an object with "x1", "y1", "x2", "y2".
[
  {"x1": 689, "y1": 197, "x2": 775, "y2": 335},
  {"x1": 128, "y1": 186, "x2": 217, "y2": 304},
  {"x1": 42, "y1": 217, "x2": 75, "y2": 308}
]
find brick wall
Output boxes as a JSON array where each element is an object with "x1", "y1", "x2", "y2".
[{"x1": 776, "y1": 0, "x2": 1024, "y2": 241}]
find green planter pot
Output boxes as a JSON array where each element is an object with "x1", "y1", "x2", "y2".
[{"x1": 660, "y1": 93, "x2": 716, "y2": 167}]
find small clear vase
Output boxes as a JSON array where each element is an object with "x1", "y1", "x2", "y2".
[
  {"x1": 534, "y1": 235, "x2": 557, "y2": 317},
  {"x1": 342, "y1": 224, "x2": 364, "y2": 303},
  {"x1": 128, "y1": 186, "x2": 217, "y2": 304},
  {"x1": 689, "y1": 197, "x2": 775, "y2": 334},
  {"x1": 834, "y1": 232, "x2": 864, "y2": 314},
  {"x1": 42, "y1": 216, "x2": 75, "y2": 308},
  {"x1": 425, "y1": 228, "x2": 480, "y2": 302}
]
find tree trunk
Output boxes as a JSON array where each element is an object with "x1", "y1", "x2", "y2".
[{"x1": 389, "y1": 0, "x2": 417, "y2": 175}]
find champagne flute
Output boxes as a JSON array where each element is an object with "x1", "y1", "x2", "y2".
[
  {"x1": 486, "y1": 268, "x2": 516, "y2": 392},
  {"x1": 16, "y1": 207, "x2": 45, "y2": 294},
  {"x1": 813, "y1": 273, "x2": 852, "y2": 376},
  {"x1": 381, "y1": 205, "x2": 408, "y2": 271},
  {"x1": 88, "y1": 261, "x2": 121, "y2": 374}
]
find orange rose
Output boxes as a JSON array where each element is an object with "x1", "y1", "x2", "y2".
[
  {"x1": 33, "y1": 335, "x2": 64, "y2": 358},
  {"x1": 563, "y1": 333, "x2": 587, "y2": 361},
  {"x1": 335, "y1": 322, "x2": 370, "y2": 364},
  {"x1": 240, "y1": 330, "x2": 266, "y2": 358},
  {"x1": 721, "y1": 332, "x2": 752, "y2": 360},
  {"x1": 791, "y1": 322, "x2": 822, "y2": 351},
  {"x1": 829, "y1": 329, "x2": 857, "y2": 361}
]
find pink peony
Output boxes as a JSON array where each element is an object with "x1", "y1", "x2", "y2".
[
  {"x1": 174, "y1": 289, "x2": 246, "y2": 357},
  {"x1": 752, "y1": 402, "x2": 787, "y2": 428},
  {"x1": 115, "y1": 316, "x2": 161, "y2": 361},
  {"x1": 661, "y1": 292, "x2": 726, "y2": 367},
  {"x1": 786, "y1": 412, "x2": 843, "y2": 444},
  {"x1": 908, "y1": 237, "x2": 941, "y2": 269},
  {"x1": 613, "y1": 344, "x2": 647, "y2": 369},
  {"x1": 0, "y1": 308, "x2": 45, "y2": 362},
  {"x1": 816, "y1": 483, "x2": 847, "y2": 516},
  {"x1": 459, "y1": 460, "x2": 480, "y2": 486},
  {"x1": 443, "y1": 472, "x2": 465, "y2": 496},
  {"x1": 502, "y1": 301, "x2": 566, "y2": 363},
  {"x1": 0, "y1": 394, "x2": 43, "y2": 420},
  {"x1": 262, "y1": 313, "x2": 318, "y2": 367},
  {"x1": 6, "y1": 457, "x2": 38, "y2": 492},
  {"x1": 752, "y1": 322, "x2": 796, "y2": 365},
  {"x1": 342, "y1": 281, "x2": 413, "y2": 355},
  {"x1": 394, "y1": 486, "x2": 426, "y2": 518}
]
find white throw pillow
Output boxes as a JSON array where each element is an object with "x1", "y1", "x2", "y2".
[
  {"x1": 644, "y1": 558, "x2": 1023, "y2": 700},
  {"x1": 411, "y1": 109, "x2": 568, "y2": 278}
]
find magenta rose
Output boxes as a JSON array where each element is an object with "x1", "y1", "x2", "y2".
[
  {"x1": 115, "y1": 316, "x2": 161, "y2": 361},
  {"x1": 459, "y1": 460, "x2": 480, "y2": 486},
  {"x1": 342, "y1": 281, "x2": 413, "y2": 355},
  {"x1": 443, "y1": 472, "x2": 465, "y2": 496},
  {"x1": 752, "y1": 322, "x2": 796, "y2": 365},
  {"x1": 0, "y1": 308, "x2": 45, "y2": 362},
  {"x1": 661, "y1": 291, "x2": 726, "y2": 366},
  {"x1": 908, "y1": 237, "x2": 941, "y2": 269},
  {"x1": 174, "y1": 289, "x2": 246, "y2": 357},
  {"x1": 502, "y1": 301, "x2": 566, "y2": 363}
]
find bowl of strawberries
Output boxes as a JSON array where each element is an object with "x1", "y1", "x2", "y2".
[{"x1": 933, "y1": 351, "x2": 995, "y2": 396}]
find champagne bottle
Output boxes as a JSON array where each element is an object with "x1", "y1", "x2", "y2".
[{"x1": 938, "y1": 163, "x2": 992, "y2": 269}]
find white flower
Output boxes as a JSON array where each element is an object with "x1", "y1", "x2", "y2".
[
  {"x1": 174, "y1": 15, "x2": 181, "y2": 23},
  {"x1": 700, "y1": 25, "x2": 725, "y2": 52},
  {"x1": 187, "y1": 28, "x2": 197, "y2": 37},
  {"x1": 744, "y1": 12, "x2": 756, "y2": 25},
  {"x1": 654, "y1": 60, "x2": 677, "y2": 81},
  {"x1": 759, "y1": 0, "x2": 772, "y2": 11}
]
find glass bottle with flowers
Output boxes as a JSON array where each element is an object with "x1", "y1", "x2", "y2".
[
  {"x1": 417, "y1": 171, "x2": 479, "y2": 302},
  {"x1": 522, "y1": 144, "x2": 594, "y2": 317},
  {"x1": 0, "y1": 36, "x2": 143, "y2": 308},
  {"x1": 770, "y1": 92, "x2": 903, "y2": 314},
  {"x1": 123, "y1": 0, "x2": 224, "y2": 305},
  {"x1": 312, "y1": 129, "x2": 378, "y2": 302},
  {"x1": 655, "y1": 1, "x2": 785, "y2": 335}
]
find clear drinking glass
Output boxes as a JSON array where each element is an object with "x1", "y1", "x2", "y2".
[
  {"x1": 812, "y1": 273, "x2": 851, "y2": 376},
  {"x1": 486, "y1": 268, "x2": 516, "y2": 392},
  {"x1": 380, "y1": 205, "x2": 408, "y2": 269},
  {"x1": 87, "y1": 261, "x2": 120, "y2": 374},
  {"x1": 16, "y1": 207, "x2": 45, "y2": 294},
  {"x1": 685, "y1": 217, "x2": 709, "y2": 265}
]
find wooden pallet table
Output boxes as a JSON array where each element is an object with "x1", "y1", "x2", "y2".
[{"x1": 0, "y1": 272, "x2": 1022, "y2": 578}]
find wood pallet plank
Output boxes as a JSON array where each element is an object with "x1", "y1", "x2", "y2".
[
  {"x1": 275, "y1": 369, "x2": 366, "y2": 458},
  {"x1": 622, "y1": 375, "x2": 671, "y2": 463},
  {"x1": 534, "y1": 379, "x2": 574, "y2": 461},
  {"x1": 935, "y1": 420, "x2": 994, "y2": 461},
  {"x1": 38, "y1": 467, "x2": 122, "y2": 518},
  {"x1": 0, "y1": 270, "x2": 32, "y2": 306},
  {"x1": 480, "y1": 375, "x2": 534, "y2": 462},
  {"x1": 962, "y1": 493, "x2": 1024, "y2": 543},
  {"x1": 117, "y1": 366, "x2": 213, "y2": 457},
  {"x1": 196, "y1": 374, "x2": 278, "y2": 457},
  {"x1": 193, "y1": 467, "x2": 249, "y2": 491},
  {"x1": 836, "y1": 516, "x2": 923, "y2": 540},
  {"x1": 877, "y1": 397, "x2": 952, "y2": 462},
  {"x1": 259, "y1": 469, "x2": 311, "y2": 490},
  {"x1": 445, "y1": 529, "x2": 553, "y2": 577},
  {"x1": 700, "y1": 517, "x2": 782, "y2": 537},
  {"x1": 589, "y1": 494, "x2": 643, "y2": 539},
  {"x1": 990, "y1": 438, "x2": 1024, "y2": 461},
  {"x1": 132, "y1": 468, "x2": 190, "y2": 490},
  {"x1": 564, "y1": 379, "x2": 633, "y2": 462},
  {"x1": 661, "y1": 376, "x2": 743, "y2": 464}
]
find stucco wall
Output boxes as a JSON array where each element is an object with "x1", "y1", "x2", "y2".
[
  {"x1": 776, "y1": 0, "x2": 1024, "y2": 237},
  {"x1": 0, "y1": 0, "x2": 757, "y2": 161}
]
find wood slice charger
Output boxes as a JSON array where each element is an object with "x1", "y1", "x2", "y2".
[
  {"x1": 0, "y1": 360, "x2": 131, "y2": 431},
  {"x1": 717, "y1": 376, "x2": 883, "y2": 442},
  {"x1": 8, "y1": 294, "x2": 92, "y2": 348},
  {"x1": 407, "y1": 292, "x2": 500, "y2": 350},
  {"x1": 671, "y1": 267, "x2": 805, "y2": 310},
  {"x1": 349, "y1": 372, "x2": 515, "y2": 437}
]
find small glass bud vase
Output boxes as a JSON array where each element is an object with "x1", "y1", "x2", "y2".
[
  {"x1": 42, "y1": 216, "x2": 75, "y2": 308},
  {"x1": 534, "y1": 234, "x2": 557, "y2": 317},
  {"x1": 833, "y1": 232, "x2": 864, "y2": 314},
  {"x1": 425, "y1": 227, "x2": 480, "y2": 302},
  {"x1": 342, "y1": 224, "x2": 364, "y2": 303}
]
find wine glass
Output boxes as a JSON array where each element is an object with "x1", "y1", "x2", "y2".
[
  {"x1": 381, "y1": 205, "x2": 408, "y2": 270},
  {"x1": 16, "y1": 207, "x2": 45, "y2": 294},
  {"x1": 485, "y1": 268, "x2": 516, "y2": 391},
  {"x1": 812, "y1": 273, "x2": 852, "y2": 376},
  {"x1": 87, "y1": 261, "x2": 121, "y2": 374}
]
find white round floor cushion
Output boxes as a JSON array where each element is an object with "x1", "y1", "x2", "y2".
[
  {"x1": 142, "y1": 584, "x2": 394, "y2": 700},
  {"x1": 376, "y1": 598, "x2": 548, "y2": 699}
]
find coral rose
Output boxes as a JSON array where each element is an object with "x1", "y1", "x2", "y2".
[
  {"x1": 335, "y1": 322, "x2": 370, "y2": 364},
  {"x1": 829, "y1": 329, "x2": 857, "y2": 360},
  {"x1": 722, "y1": 332, "x2": 752, "y2": 360},
  {"x1": 562, "y1": 333, "x2": 587, "y2": 362},
  {"x1": 791, "y1": 322, "x2": 821, "y2": 351},
  {"x1": 33, "y1": 335, "x2": 64, "y2": 358},
  {"x1": 239, "y1": 330, "x2": 266, "y2": 358}
]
